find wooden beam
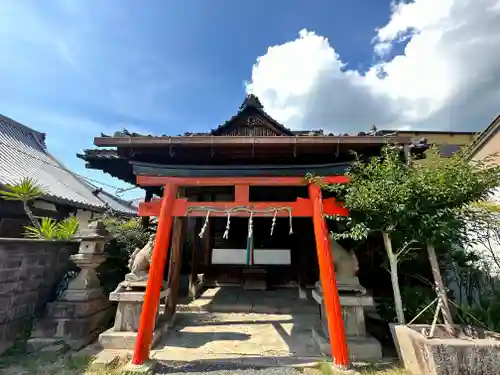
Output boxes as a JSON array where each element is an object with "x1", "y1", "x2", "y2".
[
  {"x1": 235, "y1": 184, "x2": 250, "y2": 202},
  {"x1": 139, "y1": 197, "x2": 348, "y2": 217},
  {"x1": 132, "y1": 184, "x2": 177, "y2": 365},
  {"x1": 137, "y1": 175, "x2": 348, "y2": 187},
  {"x1": 94, "y1": 135, "x2": 412, "y2": 147},
  {"x1": 165, "y1": 218, "x2": 185, "y2": 318}
]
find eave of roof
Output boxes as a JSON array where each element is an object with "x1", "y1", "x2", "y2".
[
  {"x1": 77, "y1": 149, "x2": 122, "y2": 159},
  {"x1": 92, "y1": 188, "x2": 138, "y2": 216},
  {"x1": 93, "y1": 134, "x2": 413, "y2": 148},
  {"x1": 380, "y1": 129, "x2": 477, "y2": 136}
]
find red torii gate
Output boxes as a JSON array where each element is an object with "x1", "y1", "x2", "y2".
[{"x1": 132, "y1": 175, "x2": 350, "y2": 368}]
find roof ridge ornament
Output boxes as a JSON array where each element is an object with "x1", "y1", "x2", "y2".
[{"x1": 239, "y1": 94, "x2": 264, "y2": 111}]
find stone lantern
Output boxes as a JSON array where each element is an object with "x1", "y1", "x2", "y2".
[
  {"x1": 60, "y1": 221, "x2": 111, "y2": 301},
  {"x1": 28, "y1": 221, "x2": 114, "y2": 351}
]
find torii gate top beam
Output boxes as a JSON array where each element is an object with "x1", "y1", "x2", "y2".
[{"x1": 136, "y1": 175, "x2": 349, "y2": 217}]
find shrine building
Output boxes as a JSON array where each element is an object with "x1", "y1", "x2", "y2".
[{"x1": 78, "y1": 95, "x2": 416, "y2": 366}]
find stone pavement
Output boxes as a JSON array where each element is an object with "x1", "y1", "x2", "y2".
[
  {"x1": 151, "y1": 311, "x2": 323, "y2": 366},
  {"x1": 180, "y1": 287, "x2": 318, "y2": 314}
]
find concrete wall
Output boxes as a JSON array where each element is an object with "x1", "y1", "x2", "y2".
[
  {"x1": 0, "y1": 239, "x2": 78, "y2": 355},
  {"x1": 472, "y1": 127, "x2": 500, "y2": 165},
  {"x1": 396, "y1": 131, "x2": 475, "y2": 146}
]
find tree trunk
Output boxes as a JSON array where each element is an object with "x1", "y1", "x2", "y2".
[
  {"x1": 382, "y1": 231, "x2": 406, "y2": 324},
  {"x1": 23, "y1": 201, "x2": 40, "y2": 229},
  {"x1": 426, "y1": 242, "x2": 455, "y2": 333}
]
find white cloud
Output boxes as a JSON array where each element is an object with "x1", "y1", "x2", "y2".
[{"x1": 246, "y1": 0, "x2": 500, "y2": 133}]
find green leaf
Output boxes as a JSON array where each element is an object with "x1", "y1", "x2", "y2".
[
  {"x1": 24, "y1": 217, "x2": 59, "y2": 239},
  {"x1": 0, "y1": 177, "x2": 46, "y2": 202},
  {"x1": 56, "y1": 215, "x2": 79, "y2": 240}
]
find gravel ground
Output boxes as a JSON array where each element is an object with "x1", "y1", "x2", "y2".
[{"x1": 156, "y1": 361, "x2": 305, "y2": 375}]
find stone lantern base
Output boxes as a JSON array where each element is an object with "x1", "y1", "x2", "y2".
[
  {"x1": 98, "y1": 281, "x2": 170, "y2": 350},
  {"x1": 28, "y1": 290, "x2": 113, "y2": 351}
]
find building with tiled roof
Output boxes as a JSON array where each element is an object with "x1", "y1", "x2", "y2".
[{"x1": 0, "y1": 115, "x2": 136, "y2": 237}]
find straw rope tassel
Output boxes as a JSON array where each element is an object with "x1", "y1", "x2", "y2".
[
  {"x1": 246, "y1": 212, "x2": 253, "y2": 265},
  {"x1": 198, "y1": 211, "x2": 210, "y2": 238},
  {"x1": 223, "y1": 211, "x2": 231, "y2": 239},
  {"x1": 270, "y1": 210, "x2": 277, "y2": 235}
]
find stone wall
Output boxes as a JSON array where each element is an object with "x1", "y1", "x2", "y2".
[{"x1": 0, "y1": 238, "x2": 78, "y2": 355}]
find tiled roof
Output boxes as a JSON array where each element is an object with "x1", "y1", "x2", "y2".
[
  {"x1": 210, "y1": 94, "x2": 295, "y2": 136},
  {"x1": 0, "y1": 115, "x2": 106, "y2": 210},
  {"x1": 104, "y1": 128, "x2": 390, "y2": 138},
  {"x1": 77, "y1": 148, "x2": 121, "y2": 161}
]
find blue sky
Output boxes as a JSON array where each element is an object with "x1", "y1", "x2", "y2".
[{"x1": 1, "y1": 0, "x2": 499, "y2": 199}]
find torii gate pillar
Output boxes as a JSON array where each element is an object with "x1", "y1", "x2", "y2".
[{"x1": 131, "y1": 176, "x2": 349, "y2": 368}]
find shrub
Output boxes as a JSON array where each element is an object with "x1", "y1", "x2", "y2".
[
  {"x1": 24, "y1": 216, "x2": 79, "y2": 240},
  {"x1": 97, "y1": 217, "x2": 152, "y2": 293}
]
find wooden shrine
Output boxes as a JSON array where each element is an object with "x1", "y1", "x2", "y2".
[{"x1": 79, "y1": 94, "x2": 414, "y2": 368}]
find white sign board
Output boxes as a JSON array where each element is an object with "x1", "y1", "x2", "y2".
[{"x1": 211, "y1": 248, "x2": 291, "y2": 265}]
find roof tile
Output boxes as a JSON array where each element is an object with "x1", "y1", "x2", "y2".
[{"x1": 0, "y1": 116, "x2": 105, "y2": 210}]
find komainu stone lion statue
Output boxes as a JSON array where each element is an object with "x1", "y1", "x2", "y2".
[
  {"x1": 315, "y1": 238, "x2": 366, "y2": 294},
  {"x1": 124, "y1": 233, "x2": 155, "y2": 282},
  {"x1": 330, "y1": 238, "x2": 359, "y2": 278}
]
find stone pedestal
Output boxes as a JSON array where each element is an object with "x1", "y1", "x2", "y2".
[
  {"x1": 27, "y1": 222, "x2": 114, "y2": 351},
  {"x1": 99, "y1": 281, "x2": 170, "y2": 350},
  {"x1": 311, "y1": 282, "x2": 382, "y2": 361},
  {"x1": 242, "y1": 268, "x2": 267, "y2": 291}
]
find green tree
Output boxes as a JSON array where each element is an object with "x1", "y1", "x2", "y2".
[
  {"x1": 462, "y1": 200, "x2": 500, "y2": 274},
  {"x1": 408, "y1": 148, "x2": 500, "y2": 328},
  {"x1": 0, "y1": 177, "x2": 46, "y2": 229},
  {"x1": 320, "y1": 145, "x2": 500, "y2": 328},
  {"x1": 320, "y1": 146, "x2": 414, "y2": 323}
]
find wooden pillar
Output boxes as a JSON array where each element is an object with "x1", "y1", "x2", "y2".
[
  {"x1": 189, "y1": 218, "x2": 201, "y2": 298},
  {"x1": 308, "y1": 183, "x2": 349, "y2": 368},
  {"x1": 141, "y1": 189, "x2": 154, "y2": 229},
  {"x1": 203, "y1": 192, "x2": 213, "y2": 265},
  {"x1": 203, "y1": 219, "x2": 212, "y2": 265},
  {"x1": 235, "y1": 184, "x2": 249, "y2": 203},
  {"x1": 132, "y1": 184, "x2": 177, "y2": 365},
  {"x1": 166, "y1": 218, "x2": 185, "y2": 318}
]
